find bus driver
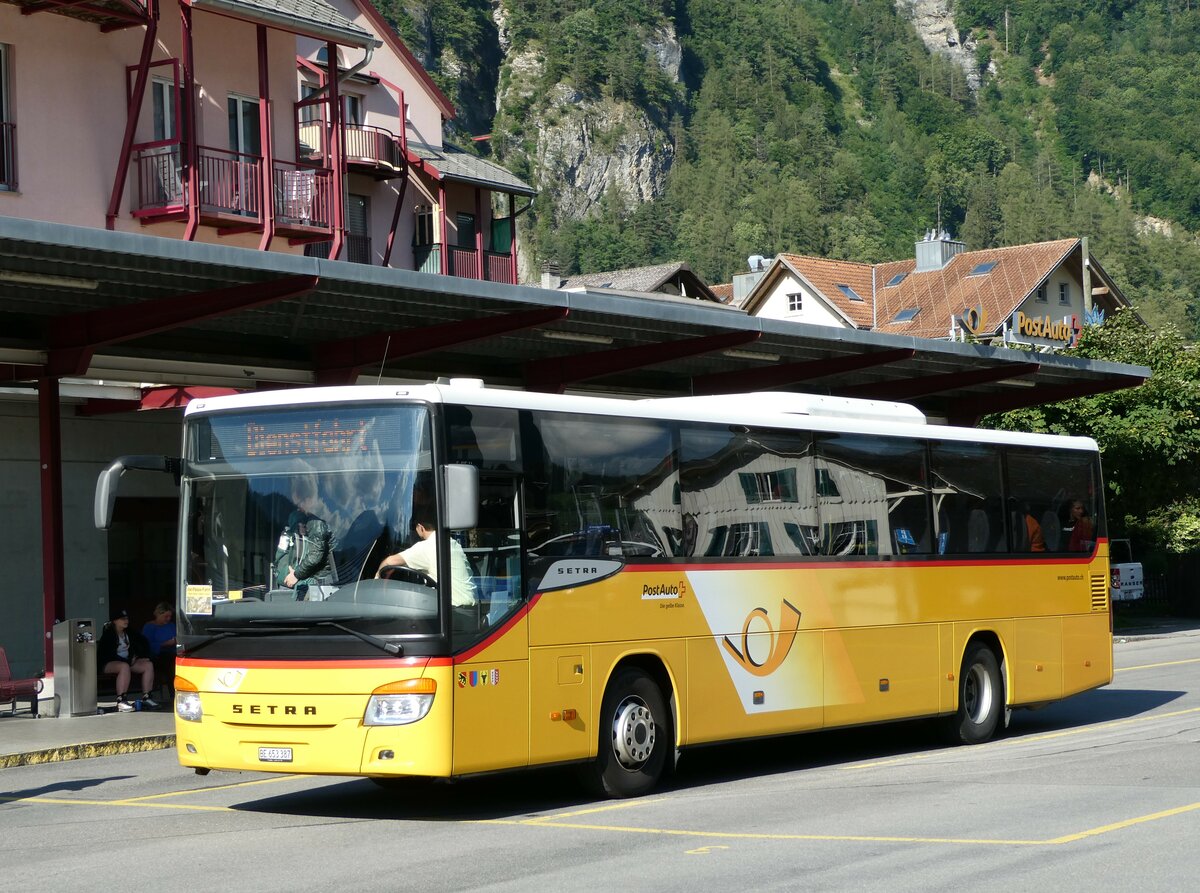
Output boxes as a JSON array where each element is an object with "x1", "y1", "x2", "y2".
[{"x1": 376, "y1": 515, "x2": 478, "y2": 608}]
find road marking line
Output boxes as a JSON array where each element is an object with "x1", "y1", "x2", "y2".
[
  {"x1": 0, "y1": 795, "x2": 232, "y2": 812},
  {"x1": 1116, "y1": 657, "x2": 1200, "y2": 672},
  {"x1": 533, "y1": 800, "x2": 662, "y2": 821},
  {"x1": 116, "y1": 775, "x2": 302, "y2": 802},
  {"x1": 483, "y1": 800, "x2": 1200, "y2": 848}
]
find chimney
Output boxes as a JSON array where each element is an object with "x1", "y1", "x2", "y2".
[
  {"x1": 540, "y1": 260, "x2": 562, "y2": 290},
  {"x1": 914, "y1": 229, "x2": 965, "y2": 272},
  {"x1": 732, "y1": 254, "x2": 770, "y2": 304}
]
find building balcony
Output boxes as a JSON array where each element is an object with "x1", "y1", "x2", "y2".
[
  {"x1": 130, "y1": 143, "x2": 333, "y2": 238},
  {"x1": 413, "y1": 244, "x2": 516, "y2": 284},
  {"x1": 299, "y1": 122, "x2": 404, "y2": 180}
]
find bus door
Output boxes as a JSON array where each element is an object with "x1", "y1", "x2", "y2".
[{"x1": 452, "y1": 476, "x2": 530, "y2": 773}]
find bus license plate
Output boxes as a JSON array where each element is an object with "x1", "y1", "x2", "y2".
[{"x1": 258, "y1": 747, "x2": 293, "y2": 763}]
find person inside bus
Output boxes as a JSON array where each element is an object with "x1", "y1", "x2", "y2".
[
  {"x1": 1068, "y1": 499, "x2": 1095, "y2": 552},
  {"x1": 275, "y1": 474, "x2": 335, "y2": 595},
  {"x1": 1023, "y1": 510, "x2": 1046, "y2": 552},
  {"x1": 375, "y1": 514, "x2": 478, "y2": 608}
]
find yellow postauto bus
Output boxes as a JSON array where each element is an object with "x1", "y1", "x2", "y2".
[{"x1": 96, "y1": 380, "x2": 1113, "y2": 797}]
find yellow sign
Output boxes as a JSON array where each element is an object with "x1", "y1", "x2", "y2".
[{"x1": 1015, "y1": 311, "x2": 1079, "y2": 345}]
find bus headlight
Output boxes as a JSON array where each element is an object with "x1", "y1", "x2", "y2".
[
  {"x1": 175, "y1": 678, "x2": 203, "y2": 722},
  {"x1": 364, "y1": 678, "x2": 435, "y2": 726}
]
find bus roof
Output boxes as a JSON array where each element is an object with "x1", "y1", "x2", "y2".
[{"x1": 184, "y1": 379, "x2": 1100, "y2": 452}]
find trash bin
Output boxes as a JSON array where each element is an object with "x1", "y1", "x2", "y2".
[{"x1": 52, "y1": 618, "x2": 96, "y2": 716}]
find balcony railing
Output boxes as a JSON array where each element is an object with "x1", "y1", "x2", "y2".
[
  {"x1": 132, "y1": 142, "x2": 184, "y2": 212},
  {"x1": 303, "y1": 234, "x2": 372, "y2": 264},
  {"x1": 345, "y1": 124, "x2": 403, "y2": 174},
  {"x1": 272, "y1": 162, "x2": 333, "y2": 229},
  {"x1": 0, "y1": 122, "x2": 16, "y2": 191},
  {"x1": 196, "y1": 145, "x2": 261, "y2": 219},
  {"x1": 413, "y1": 243, "x2": 516, "y2": 284},
  {"x1": 297, "y1": 120, "x2": 404, "y2": 179}
]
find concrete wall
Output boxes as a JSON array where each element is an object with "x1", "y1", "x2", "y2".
[{"x1": 0, "y1": 397, "x2": 181, "y2": 678}]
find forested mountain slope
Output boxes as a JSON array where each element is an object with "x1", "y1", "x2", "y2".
[{"x1": 376, "y1": 0, "x2": 1200, "y2": 338}]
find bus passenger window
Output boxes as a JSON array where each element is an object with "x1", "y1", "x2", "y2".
[{"x1": 930, "y1": 442, "x2": 1006, "y2": 554}]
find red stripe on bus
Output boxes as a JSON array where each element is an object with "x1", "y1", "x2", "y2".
[
  {"x1": 454, "y1": 593, "x2": 542, "y2": 663},
  {"x1": 176, "y1": 656, "x2": 451, "y2": 670}
]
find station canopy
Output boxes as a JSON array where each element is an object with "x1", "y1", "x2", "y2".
[{"x1": 0, "y1": 218, "x2": 1150, "y2": 426}]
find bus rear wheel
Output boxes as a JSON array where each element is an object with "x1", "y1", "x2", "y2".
[
  {"x1": 944, "y1": 642, "x2": 1003, "y2": 745},
  {"x1": 586, "y1": 668, "x2": 669, "y2": 798}
]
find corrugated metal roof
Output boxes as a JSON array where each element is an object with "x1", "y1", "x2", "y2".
[{"x1": 409, "y1": 143, "x2": 536, "y2": 197}]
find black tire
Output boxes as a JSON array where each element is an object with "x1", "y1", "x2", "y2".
[
  {"x1": 943, "y1": 642, "x2": 1003, "y2": 745},
  {"x1": 585, "y1": 668, "x2": 670, "y2": 798}
]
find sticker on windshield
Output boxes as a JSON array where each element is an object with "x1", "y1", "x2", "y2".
[{"x1": 185, "y1": 584, "x2": 213, "y2": 615}]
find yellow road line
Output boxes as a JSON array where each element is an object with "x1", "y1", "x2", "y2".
[
  {"x1": 1116, "y1": 657, "x2": 1200, "y2": 672},
  {"x1": 482, "y1": 799, "x2": 1200, "y2": 848},
  {"x1": 0, "y1": 795, "x2": 232, "y2": 812},
  {"x1": 534, "y1": 799, "x2": 662, "y2": 821},
  {"x1": 116, "y1": 774, "x2": 303, "y2": 802}
]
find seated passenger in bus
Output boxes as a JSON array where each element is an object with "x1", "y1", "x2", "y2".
[
  {"x1": 1068, "y1": 499, "x2": 1095, "y2": 552},
  {"x1": 376, "y1": 515, "x2": 478, "y2": 607},
  {"x1": 275, "y1": 474, "x2": 335, "y2": 594}
]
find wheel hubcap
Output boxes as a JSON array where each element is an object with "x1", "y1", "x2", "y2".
[
  {"x1": 611, "y1": 696, "x2": 656, "y2": 770},
  {"x1": 964, "y1": 664, "x2": 994, "y2": 725}
]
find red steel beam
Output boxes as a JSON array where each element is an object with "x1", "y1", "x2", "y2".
[
  {"x1": 691, "y1": 348, "x2": 916, "y2": 396},
  {"x1": 1, "y1": 363, "x2": 44, "y2": 382},
  {"x1": 47, "y1": 274, "x2": 318, "y2": 377},
  {"x1": 39, "y1": 378, "x2": 65, "y2": 674},
  {"x1": 839, "y1": 362, "x2": 1042, "y2": 401},
  {"x1": 106, "y1": 0, "x2": 157, "y2": 229},
  {"x1": 314, "y1": 306, "x2": 569, "y2": 385},
  {"x1": 946, "y1": 375, "x2": 1148, "y2": 426},
  {"x1": 525, "y1": 330, "x2": 761, "y2": 394}
]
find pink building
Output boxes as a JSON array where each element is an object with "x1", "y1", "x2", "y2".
[{"x1": 0, "y1": 0, "x2": 531, "y2": 282}]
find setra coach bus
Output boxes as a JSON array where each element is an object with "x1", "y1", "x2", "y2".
[{"x1": 95, "y1": 379, "x2": 1113, "y2": 797}]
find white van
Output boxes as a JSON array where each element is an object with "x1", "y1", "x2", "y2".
[{"x1": 1110, "y1": 539, "x2": 1145, "y2": 601}]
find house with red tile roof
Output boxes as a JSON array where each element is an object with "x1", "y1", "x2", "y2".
[{"x1": 735, "y1": 234, "x2": 1136, "y2": 350}]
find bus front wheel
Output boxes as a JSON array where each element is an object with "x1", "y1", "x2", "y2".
[
  {"x1": 944, "y1": 642, "x2": 1003, "y2": 745},
  {"x1": 586, "y1": 668, "x2": 669, "y2": 798}
]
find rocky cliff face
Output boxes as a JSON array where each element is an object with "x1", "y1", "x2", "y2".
[
  {"x1": 894, "y1": 0, "x2": 982, "y2": 91},
  {"x1": 491, "y1": 4, "x2": 682, "y2": 278}
]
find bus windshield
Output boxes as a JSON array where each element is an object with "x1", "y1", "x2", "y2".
[{"x1": 179, "y1": 403, "x2": 440, "y2": 649}]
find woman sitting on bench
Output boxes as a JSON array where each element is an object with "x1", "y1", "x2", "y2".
[{"x1": 97, "y1": 607, "x2": 157, "y2": 712}]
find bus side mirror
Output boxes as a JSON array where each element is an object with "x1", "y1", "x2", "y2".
[
  {"x1": 443, "y1": 463, "x2": 479, "y2": 531},
  {"x1": 94, "y1": 455, "x2": 180, "y2": 529}
]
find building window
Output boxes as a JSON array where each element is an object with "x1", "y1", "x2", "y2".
[
  {"x1": 1036, "y1": 284, "x2": 1047, "y2": 303},
  {"x1": 151, "y1": 77, "x2": 177, "y2": 142},
  {"x1": 885, "y1": 273, "x2": 907, "y2": 287},
  {"x1": 1059, "y1": 282, "x2": 1070, "y2": 304},
  {"x1": 969, "y1": 261, "x2": 998, "y2": 276},
  {"x1": 343, "y1": 94, "x2": 363, "y2": 126},
  {"x1": 456, "y1": 212, "x2": 476, "y2": 248},
  {"x1": 0, "y1": 44, "x2": 14, "y2": 192},
  {"x1": 836, "y1": 284, "x2": 864, "y2": 301},
  {"x1": 891, "y1": 307, "x2": 920, "y2": 323},
  {"x1": 414, "y1": 205, "x2": 435, "y2": 246},
  {"x1": 787, "y1": 292, "x2": 803, "y2": 312}
]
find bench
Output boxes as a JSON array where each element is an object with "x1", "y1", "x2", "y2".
[{"x1": 0, "y1": 646, "x2": 43, "y2": 717}]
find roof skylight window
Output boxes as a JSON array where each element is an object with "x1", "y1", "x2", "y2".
[
  {"x1": 891, "y1": 308, "x2": 921, "y2": 323},
  {"x1": 968, "y1": 261, "x2": 998, "y2": 276},
  {"x1": 836, "y1": 284, "x2": 864, "y2": 301},
  {"x1": 885, "y1": 273, "x2": 907, "y2": 287}
]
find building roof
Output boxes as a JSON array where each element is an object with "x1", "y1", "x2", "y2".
[
  {"x1": 193, "y1": 0, "x2": 375, "y2": 48},
  {"x1": 0, "y1": 218, "x2": 1149, "y2": 425},
  {"x1": 560, "y1": 263, "x2": 722, "y2": 302},
  {"x1": 710, "y1": 283, "x2": 735, "y2": 304},
  {"x1": 742, "y1": 237, "x2": 1133, "y2": 342},
  {"x1": 408, "y1": 143, "x2": 536, "y2": 197},
  {"x1": 873, "y1": 238, "x2": 1082, "y2": 338}
]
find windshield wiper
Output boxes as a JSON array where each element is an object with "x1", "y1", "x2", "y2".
[
  {"x1": 315, "y1": 620, "x2": 402, "y2": 655},
  {"x1": 184, "y1": 626, "x2": 305, "y2": 655}
]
